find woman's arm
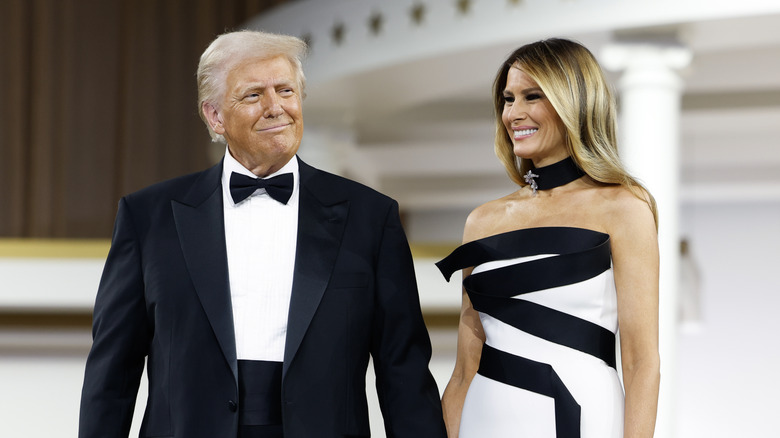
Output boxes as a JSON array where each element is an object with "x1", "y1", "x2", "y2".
[
  {"x1": 609, "y1": 193, "x2": 661, "y2": 438},
  {"x1": 441, "y1": 279, "x2": 484, "y2": 438},
  {"x1": 441, "y1": 206, "x2": 498, "y2": 437}
]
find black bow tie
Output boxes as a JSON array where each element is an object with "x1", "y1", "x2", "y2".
[{"x1": 229, "y1": 172, "x2": 294, "y2": 205}]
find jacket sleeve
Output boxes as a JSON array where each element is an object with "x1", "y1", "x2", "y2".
[
  {"x1": 370, "y1": 200, "x2": 447, "y2": 438},
  {"x1": 79, "y1": 197, "x2": 150, "y2": 438}
]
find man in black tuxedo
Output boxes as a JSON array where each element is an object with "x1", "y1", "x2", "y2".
[{"x1": 79, "y1": 30, "x2": 446, "y2": 438}]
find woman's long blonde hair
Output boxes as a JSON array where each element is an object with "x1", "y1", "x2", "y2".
[{"x1": 493, "y1": 38, "x2": 658, "y2": 226}]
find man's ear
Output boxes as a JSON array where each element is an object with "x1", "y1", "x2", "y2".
[{"x1": 202, "y1": 102, "x2": 225, "y2": 134}]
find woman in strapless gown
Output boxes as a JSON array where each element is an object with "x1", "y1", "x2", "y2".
[{"x1": 437, "y1": 39, "x2": 660, "y2": 438}]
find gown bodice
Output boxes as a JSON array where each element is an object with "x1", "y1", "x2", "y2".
[{"x1": 437, "y1": 227, "x2": 624, "y2": 438}]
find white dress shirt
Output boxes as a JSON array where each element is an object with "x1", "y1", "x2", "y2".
[{"x1": 221, "y1": 148, "x2": 299, "y2": 361}]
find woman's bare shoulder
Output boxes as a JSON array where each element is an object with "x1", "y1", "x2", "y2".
[
  {"x1": 462, "y1": 194, "x2": 521, "y2": 243},
  {"x1": 596, "y1": 184, "x2": 656, "y2": 237}
]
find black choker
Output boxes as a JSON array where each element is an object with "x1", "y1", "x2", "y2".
[{"x1": 523, "y1": 156, "x2": 585, "y2": 195}]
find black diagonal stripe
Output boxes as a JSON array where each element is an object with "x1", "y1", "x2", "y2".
[
  {"x1": 479, "y1": 344, "x2": 581, "y2": 438},
  {"x1": 464, "y1": 240, "x2": 611, "y2": 297},
  {"x1": 470, "y1": 293, "x2": 616, "y2": 368},
  {"x1": 437, "y1": 227, "x2": 608, "y2": 281}
]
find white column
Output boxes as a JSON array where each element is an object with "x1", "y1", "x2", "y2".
[{"x1": 602, "y1": 41, "x2": 691, "y2": 437}]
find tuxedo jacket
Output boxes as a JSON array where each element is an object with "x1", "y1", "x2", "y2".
[{"x1": 79, "y1": 158, "x2": 446, "y2": 438}]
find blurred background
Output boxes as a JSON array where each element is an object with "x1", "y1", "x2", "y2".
[{"x1": 1, "y1": 0, "x2": 779, "y2": 436}]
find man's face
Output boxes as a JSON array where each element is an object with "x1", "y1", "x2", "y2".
[{"x1": 211, "y1": 55, "x2": 303, "y2": 177}]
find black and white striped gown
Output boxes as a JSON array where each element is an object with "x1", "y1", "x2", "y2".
[{"x1": 437, "y1": 227, "x2": 624, "y2": 438}]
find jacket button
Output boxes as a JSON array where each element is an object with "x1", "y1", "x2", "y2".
[{"x1": 228, "y1": 400, "x2": 237, "y2": 412}]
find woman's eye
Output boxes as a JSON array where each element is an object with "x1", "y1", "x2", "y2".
[
  {"x1": 525, "y1": 93, "x2": 542, "y2": 101},
  {"x1": 503, "y1": 95, "x2": 515, "y2": 104}
]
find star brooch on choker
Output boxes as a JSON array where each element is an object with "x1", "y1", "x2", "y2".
[{"x1": 524, "y1": 170, "x2": 540, "y2": 195}]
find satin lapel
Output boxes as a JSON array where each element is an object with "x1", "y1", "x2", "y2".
[
  {"x1": 283, "y1": 161, "x2": 349, "y2": 378},
  {"x1": 171, "y1": 161, "x2": 238, "y2": 383}
]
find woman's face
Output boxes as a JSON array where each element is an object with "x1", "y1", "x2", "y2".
[{"x1": 501, "y1": 65, "x2": 568, "y2": 167}]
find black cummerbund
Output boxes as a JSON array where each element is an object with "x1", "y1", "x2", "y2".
[{"x1": 237, "y1": 360, "x2": 283, "y2": 426}]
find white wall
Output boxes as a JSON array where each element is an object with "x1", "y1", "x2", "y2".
[
  {"x1": 676, "y1": 201, "x2": 780, "y2": 437},
  {"x1": 0, "y1": 330, "x2": 91, "y2": 437}
]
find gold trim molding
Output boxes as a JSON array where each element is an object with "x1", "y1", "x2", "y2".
[
  {"x1": 410, "y1": 243, "x2": 458, "y2": 259},
  {"x1": 0, "y1": 239, "x2": 455, "y2": 260},
  {"x1": 0, "y1": 239, "x2": 110, "y2": 258}
]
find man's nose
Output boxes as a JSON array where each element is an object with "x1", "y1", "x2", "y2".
[{"x1": 263, "y1": 93, "x2": 284, "y2": 118}]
